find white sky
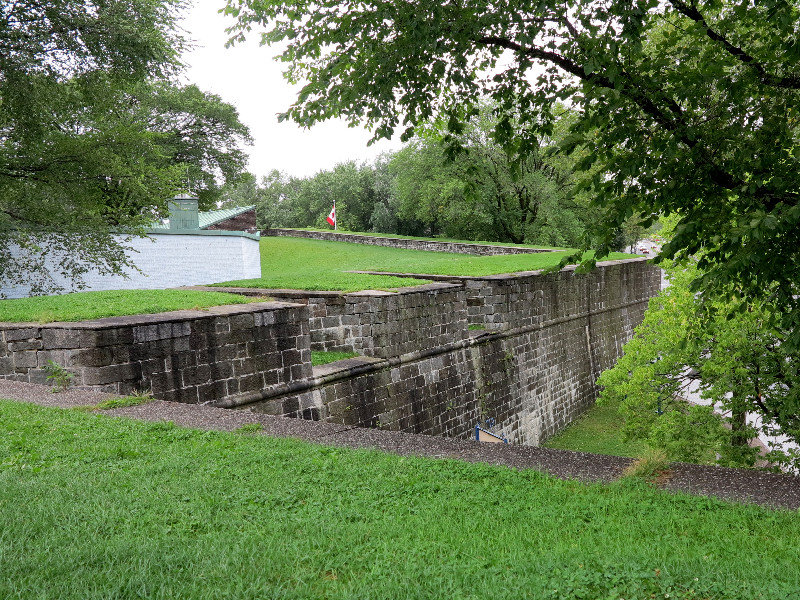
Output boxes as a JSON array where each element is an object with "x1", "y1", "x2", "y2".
[{"x1": 179, "y1": 1, "x2": 402, "y2": 180}]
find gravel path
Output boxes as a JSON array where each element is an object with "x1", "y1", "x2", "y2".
[{"x1": 2, "y1": 380, "x2": 798, "y2": 510}]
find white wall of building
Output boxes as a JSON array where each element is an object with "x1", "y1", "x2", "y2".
[{"x1": 1, "y1": 233, "x2": 262, "y2": 299}]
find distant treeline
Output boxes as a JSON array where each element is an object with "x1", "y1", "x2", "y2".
[{"x1": 223, "y1": 108, "x2": 644, "y2": 249}]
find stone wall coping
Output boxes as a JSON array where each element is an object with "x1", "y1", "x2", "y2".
[
  {"x1": 347, "y1": 256, "x2": 653, "y2": 284},
  {"x1": 0, "y1": 301, "x2": 304, "y2": 330},
  {"x1": 143, "y1": 228, "x2": 261, "y2": 241},
  {"x1": 184, "y1": 286, "x2": 348, "y2": 299}
]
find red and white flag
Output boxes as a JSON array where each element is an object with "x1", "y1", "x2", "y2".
[{"x1": 326, "y1": 203, "x2": 336, "y2": 228}]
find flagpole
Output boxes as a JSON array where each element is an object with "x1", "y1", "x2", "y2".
[{"x1": 334, "y1": 200, "x2": 337, "y2": 230}]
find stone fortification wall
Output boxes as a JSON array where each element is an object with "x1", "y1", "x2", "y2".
[
  {"x1": 264, "y1": 228, "x2": 554, "y2": 255},
  {"x1": 206, "y1": 283, "x2": 468, "y2": 358},
  {"x1": 1, "y1": 258, "x2": 660, "y2": 445},
  {"x1": 221, "y1": 258, "x2": 661, "y2": 445},
  {"x1": 0, "y1": 302, "x2": 310, "y2": 404}
]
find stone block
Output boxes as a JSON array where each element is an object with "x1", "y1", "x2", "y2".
[
  {"x1": 133, "y1": 324, "x2": 160, "y2": 344},
  {"x1": 41, "y1": 329, "x2": 84, "y2": 350},
  {"x1": 8, "y1": 339, "x2": 42, "y2": 351},
  {"x1": 0, "y1": 356, "x2": 14, "y2": 375},
  {"x1": 13, "y1": 351, "x2": 38, "y2": 370},
  {"x1": 69, "y1": 347, "x2": 113, "y2": 368}
]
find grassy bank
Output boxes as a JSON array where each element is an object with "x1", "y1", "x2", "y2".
[
  {"x1": 220, "y1": 236, "x2": 638, "y2": 291},
  {"x1": 0, "y1": 289, "x2": 254, "y2": 323},
  {"x1": 0, "y1": 400, "x2": 797, "y2": 599},
  {"x1": 542, "y1": 400, "x2": 650, "y2": 457}
]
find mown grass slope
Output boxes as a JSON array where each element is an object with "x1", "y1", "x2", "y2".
[
  {"x1": 0, "y1": 289, "x2": 254, "y2": 323},
  {"x1": 220, "y1": 236, "x2": 637, "y2": 291},
  {"x1": 1, "y1": 400, "x2": 797, "y2": 600}
]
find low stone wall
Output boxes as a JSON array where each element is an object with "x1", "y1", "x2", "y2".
[
  {"x1": 206, "y1": 283, "x2": 468, "y2": 358},
  {"x1": 0, "y1": 302, "x2": 310, "y2": 404},
  {"x1": 264, "y1": 228, "x2": 554, "y2": 255}
]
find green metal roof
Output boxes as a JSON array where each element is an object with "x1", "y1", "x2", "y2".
[
  {"x1": 198, "y1": 205, "x2": 255, "y2": 229},
  {"x1": 151, "y1": 205, "x2": 255, "y2": 230}
]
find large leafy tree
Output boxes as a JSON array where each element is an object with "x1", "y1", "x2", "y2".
[
  {"x1": 1, "y1": 1, "x2": 251, "y2": 295},
  {"x1": 225, "y1": 0, "x2": 800, "y2": 341},
  {"x1": 390, "y1": 106, "x2": 592, "y2": 246},
  {"x1": 598, "y1": 257, "x2": 799, "y2": 470}
]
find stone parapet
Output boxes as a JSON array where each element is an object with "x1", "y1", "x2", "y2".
[{"x1": 0, "y1": 302, "x2": 310, "y2": 404}]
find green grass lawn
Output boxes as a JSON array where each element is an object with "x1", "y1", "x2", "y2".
[
  {"x1": 542, "y1": 400, "x2": 651, "y2": 458},
  {"x1": 219, "y1": 236, "x2": 638, "y2": 291},
  {"x1": 1, "y1": 400, "x2": 797, "y2": 599},
  {"x1": 311, "y1": 350, "x2": 360, "y2": 366},
  {"x1": 543, "y1": 400, "x2": 719, "y2": 464},
  {"x1": 0, "y1": 289, "x2": 255, "y2": 323}
]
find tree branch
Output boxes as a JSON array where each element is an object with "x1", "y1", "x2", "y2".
[{"x1": 668, "y1": 0, "x2": 800, "y2": 89}]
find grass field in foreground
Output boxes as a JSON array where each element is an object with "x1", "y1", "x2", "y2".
[
  {"x1": 1, "y1": 400, "x2": 797, "y2": 600},
  {"x1": 0, "y1": 289, "x2": 254, "y2": 323},
  {"x1": 220, "y1": 236, "x2": 638, "y2": 291}
]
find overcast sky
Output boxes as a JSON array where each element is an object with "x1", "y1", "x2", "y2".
[{"x1": 179, "y1": 2, "x2": 402, "y2": 180}]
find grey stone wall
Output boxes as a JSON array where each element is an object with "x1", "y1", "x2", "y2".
[
  {"x1": 1, "y1": 258, "x2": 660, "y2": 446},
  {"x1": 226, "y1": 258, "x2": 661, "y2": 445},
  {"x1": 264, "y1": 228, "x2": 554, "y2": 255},
  {"x1": 0, "y1": 302, "x2": 310, "y2": 404},
  {"x1": 208, "y1": 283, "x2": 468, "y2": 358}
]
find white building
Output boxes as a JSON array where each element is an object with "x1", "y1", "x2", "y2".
[{"x1": 1, "y1": 195, "x2": 261, "y2": 299}]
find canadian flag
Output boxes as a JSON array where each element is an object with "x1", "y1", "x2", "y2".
[{"x1": 326, "y1": 203, "x2": 336, "y2": 228}]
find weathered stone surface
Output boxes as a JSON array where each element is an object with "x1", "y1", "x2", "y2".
[
  {"x1": 0, "y1": 302, "x2": 311, "y2": 405},
  {"x1": 243, "y1": 258, "x2": 661, "y2": 445}
]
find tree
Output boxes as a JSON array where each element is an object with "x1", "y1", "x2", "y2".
[
  {"x1": 225, "y1": 0, "x2": 800, "y2": 342},
  {"x1": 390, "y1": 105, "x2": 592, "y2": 246},
  {"x1": 135, "y1": 82, "x2": 253, "y2": 209},
  {"x1": 1, "y1": 1, "x2": 251, "y2": 295},
  {"x1": 598, "y1": 256, "x2": 799, "y2": 469}
]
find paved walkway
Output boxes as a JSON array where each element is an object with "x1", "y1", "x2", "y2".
[{"x1": 2, "y1": 379, "x2": 798, "y2": 510}]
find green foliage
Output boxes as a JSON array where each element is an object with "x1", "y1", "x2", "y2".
[
  {"x1": 94, "y1": 393, "x2": 154, "y2": 410},
  {"x1": 0, "y1": 290, "x2": 254, "y2": 323},
  {"x1": 598, "y1": 258, "x2": 798, "y2": 469},
  {"x1": 311, "y1": 351, "x2": 359, "y2": 366},
  {"x1": 234, "y1": 422, "x2": 264, "y2": 434},
  {"x1": 1, "y1": 1, "x2": 251, "y2": 295},
  {"x1": 1, "y1": 399, "x2": 799, "y2": 599},
  {"x1": 226, "y1": 0, "x2": 800, "y2": 346},
  {"x1": 621, "y1": 449, "x2": 670, "y2": 482},
  {"x1": 42, "y1": 360, "x2": 74, "y2": 393},
  {"x1": 219, "y1": 236, "x2": 636, "y2": 292},
  {"x1": 390, "y1": 105, "x2": 595, "y2": 246}
]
